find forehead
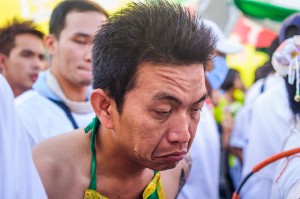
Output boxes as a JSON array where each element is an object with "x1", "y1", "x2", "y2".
[
  {"x1": 131, "y1": 62, "x2": 206, "y2": 102},
  {"x1": 62, "y1": 11, "x2": 107, "y2": 36},
  {"x1": 13, "y1": 33, "x2": 44, "y2": 51}
]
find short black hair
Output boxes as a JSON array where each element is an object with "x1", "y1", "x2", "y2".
[
  {"x1": 221, "y1": 68, "x2": 239, "y2": 91},
  {"x1": 92, "y1": 0, "x2": 216, "y2": 112},
  {"x1": 49, "y1": 0, "x2": 108, "y2": 38},
  {"x1": 254, "y1": 63, "x2": 274, "y2": 82},
  {"x1": 0, "y1": 19, "x2": 44, "y2": 56}
]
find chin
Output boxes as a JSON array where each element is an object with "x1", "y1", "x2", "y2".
[
  {"x1": 78, "y1": 80, "x2": 91, "y2": 86},
  {"x1": 148, "y1": 161, "x2": 178, "y2": 171}
]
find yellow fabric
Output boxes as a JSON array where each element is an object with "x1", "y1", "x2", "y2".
[
  {"x1": 84, "y1": 189, "x2": 108, "y2": 199},
  {"x1": 83, "y1": 172, "x2": 165, "y2": 199},
  {"x1": 143, "y1": 171, "x2": 165, "y2": 199}
]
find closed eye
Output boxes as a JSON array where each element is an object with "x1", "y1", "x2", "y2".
[
  {"x1": 155, "y1": 110, "x2": 171, "y2": 116},
  {"x1": 191, "y1": 107, "x2": 203, "y2": 112}
]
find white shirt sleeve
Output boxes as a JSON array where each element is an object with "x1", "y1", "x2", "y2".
[{"x1": 0, "y1": 74, "x2": 47, "y2": 199}]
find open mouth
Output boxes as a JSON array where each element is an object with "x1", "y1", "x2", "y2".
[{"x1": 30, "y1": 74, "x2": 38, "y2": 82}]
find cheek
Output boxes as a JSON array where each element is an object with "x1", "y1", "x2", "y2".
[
  {"x1": 190, "y1": 123, "x2": 198, "y2": 137},
  {"x1": 188, "y1": 120, "x2": 200, "y2": 141},
  {"x1": 128, "y1": 118, "x2": 164, "y2": 157},
  {"x1": 9, "y1": 59, "x2": 26, "y2": 74},
  {"x1": 58, "y1": 42, "x2": 79, "y2": 61},
  {"x1": 57, "y1": 50, "x2": 77, "y2": 74},
  {"x1": 135, "y1": 120, "x2": 162, "y2": 145}
]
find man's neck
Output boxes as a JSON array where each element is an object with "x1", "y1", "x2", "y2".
[
  {"x1": 93, "y1": 127, "x2": 154, "y2": 198},
  {"x1": 53, "y1": 71, "x2": 88, "y2": 102},
  {"x1": 6, "y1": 77, "x2": 24, "y2": 98},
  {"x1": 12, "y1": 87, "x2": 23, "y2": 98},
  {"x1": 96, "y1": 127, "x2": 148, "y2": 176}
]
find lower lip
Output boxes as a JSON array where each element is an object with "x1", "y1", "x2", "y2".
[
  {"x1": 79, "y1": 67, "x2": 92, "y2": 72},
  {"x1": 158, "y1": 154, "x2": 185, "y2": 162}
]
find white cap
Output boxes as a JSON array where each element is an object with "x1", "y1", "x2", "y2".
[{"x1": 203, "y1": 19, "x2": 243, "y2": 54}]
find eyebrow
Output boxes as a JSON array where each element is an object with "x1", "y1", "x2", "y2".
[
  {"x1": 73, "y1": 32, "x2": 92, "y2": 38},
  {"x1": 21, "y1": 49, "x2": 44, "y2": 57},
  {"x1": 152, "y1": 92, "x2": 207, "y2": 105},
  {"x1": 193, "y1": 93, "x2": 207, "y2": 105}
]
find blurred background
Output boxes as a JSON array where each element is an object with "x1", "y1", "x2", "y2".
[{"x1": 1, "y1": 0, "x2": 299, "y2": 88}]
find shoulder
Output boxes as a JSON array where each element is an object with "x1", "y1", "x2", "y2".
[
  {"x1": 15, "y1": 91, "x2": 76, "y2": 145},
  {"x1": 251, "y1": 83, "x2": 286, "y2": 118},
  {"x1": 15, "y1": 89, "x2": 58, "y2": 110},
  {"x1": 32, "y1": 133, "x2": 73, "y2": 197},
  {"x1": 160, "y1": 152, "x2": 191, "y2": 199},
  {"x1": 32, "y1": 130, "x2": 90, "y2": 198},
  {"x1": 15, "y1": 90, "x2": 62, "y2": 117},
  {"x1": 244, "y1": 78, "x2": 265, "y2": 105}
]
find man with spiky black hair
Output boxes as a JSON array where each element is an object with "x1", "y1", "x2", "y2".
[{"x1": 33, "y1": 1, "x2": 215, "y2": 198}]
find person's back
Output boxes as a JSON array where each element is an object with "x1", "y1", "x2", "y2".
[
  {"x1": 268, "y1": 35, "x2": 300, "y2": 199},
  {"x1": 239, "y1": 12, "x2": 300, "y2": 198},
  {"x1": 229, "y1": 36, "x2": 281, "y2": 164},
  {"x1": 32, "y1": 1, "x2": 216, "y2": 198},
  {"x1": 0, "y1": 74, "x2": 47, "y2": 199},
  {"x1": 0, "y1": 19, "x2": 45, "y2": 97},
  {"x1": 16, "y1": 0, "x2": 109, "y2": 147},
  {"x1": 241, "y1": 78, "x2": 292, "y2": 198}
]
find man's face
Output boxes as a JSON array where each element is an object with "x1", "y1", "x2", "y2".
[
  {"x1": 111, "y1": 63, "x2": 207, "y2": 171},
  {"x1": 1, "y1": 33, "x2": 44, "y2": 96},
  {"x1": 50, "y1": 11, "x2": 107, "y2": 86}
]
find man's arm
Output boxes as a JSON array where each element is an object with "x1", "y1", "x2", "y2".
[
  {"x1": 161, "y1": 152, "x2": 192, "y2": 199},
  {"x1": 32, "y1": 137, "x2": 74, "y2": 199}
]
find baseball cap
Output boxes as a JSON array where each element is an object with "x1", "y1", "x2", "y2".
[
  {"x1": 203, "y1": 19, "x2": 243, "y2": 54},
  {"x1": 279, "y1": 12, "x2": 300, "y2": 43}
]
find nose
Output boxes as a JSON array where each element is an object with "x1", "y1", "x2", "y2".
[
  {"x1": 33, "y1": 57, "x2": 44, "y2": 71},
  {"x1": 167, "y1": 113, "x2": 191, "y2": 144},
  {"x1": 85, "y1": 44, "x2": 92, "y2": 62}
]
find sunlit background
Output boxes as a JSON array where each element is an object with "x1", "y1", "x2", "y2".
[{"x1": 1, "y1": 0, "x2": 299, "y2": 88}]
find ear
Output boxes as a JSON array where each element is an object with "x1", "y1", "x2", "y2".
[
  {"x1": 0, "y1": 53, "x2": 8, "y2": 72},
  {"x1": 90, "y1": 89, "x2": 114, "y2": 129},
  {"x1": 44, "y1": 34, "x2": 57, "y2": 55}
]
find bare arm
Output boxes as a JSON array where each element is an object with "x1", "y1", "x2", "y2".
[
  {"x1": 32, "y1": 133, "x2": 82, "y2": 199},
  {"x1": 161, "y1": 152, "x2": 192, "y2": 199}
]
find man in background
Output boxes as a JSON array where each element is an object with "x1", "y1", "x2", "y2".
[
  {"x1": 0, "y1": 19, "x2": 45, "y2": 97},
  {"x1": 32, "y1": 1, "x2": 215, "y2": 198},
  {"x1": 16, "y1": 0, "x2": 109, "y2": 146}
]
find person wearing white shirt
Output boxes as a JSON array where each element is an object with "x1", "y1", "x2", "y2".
[
  {"x1": 16, "y1": 0, "x2": 108, "y2": 147},
  {"x1": 0, "y1": 74, "x2": 47, "y2": 199},
  {"x1": 269, "y1": 35, "x2": 300, "y2": 199},
  {"x1": 240, "y1": 78, "x2": 292, "y2": 198}
]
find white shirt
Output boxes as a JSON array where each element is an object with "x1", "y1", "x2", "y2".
[
  {"x1": 0, "y1": 74, "x2": 47, "y2": 199},
  {"x1": 15, "y1": 90, "x2": 94, "y2": 147},
  {"x1": 271, "y1": 122, "x2": 300, "y2": 199},
  {"x1": 230, "y1": 73, "x2": 283, "y2": 150},
  {"x1": 178, "y1": 104, "x2": 220, "y2": 199},
  {"x1": 241, "y1": 79, "x2": 293, "y2": 198}
]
